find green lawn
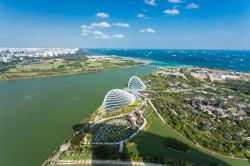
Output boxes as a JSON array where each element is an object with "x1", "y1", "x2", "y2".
[
  {"x1": 0, "y1": 57, "x2": 145, "y2": 80},
  {"x1": 8, "y1": 61, "x2": 63, "y2": 72},
  {"x1": 127, "y1": 112, "x2": 250, "y2": 166},
  {"x1": 60, "y1": 152, "x2": 92, "y2": 160}
]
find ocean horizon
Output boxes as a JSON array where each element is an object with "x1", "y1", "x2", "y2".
[{"x1": 85, "y1": 49, "x2": 250, "y2": 72}]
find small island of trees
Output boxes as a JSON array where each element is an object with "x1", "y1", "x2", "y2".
[{"x1": 165, "y1": 138, "x2": 191, "y2": 154}]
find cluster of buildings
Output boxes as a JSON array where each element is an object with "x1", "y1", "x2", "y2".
[
  {"x1": 191, "y1": 69, "x2": 241, "y2": 81},
  {"x1": 185, "y1": 95, "x2": 250, "y2": 121},
  {"x1": 0, "y1": 55, "x2": 11, "y2": 63},
  {"x1": 128, "y1": 109, "x2": 144, "y2": 126},
  {"x1": 0, "y1": 48, "x2": 79, "y2": 62},
  {"x1": 87, "y1": 76, "x2": 147, "y2": 144}
]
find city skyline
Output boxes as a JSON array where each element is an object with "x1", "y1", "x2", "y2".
[{"x1": 0, "y1": 0, "x2": 250, "y2": 49}]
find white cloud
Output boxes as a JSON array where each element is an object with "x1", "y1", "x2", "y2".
[
  {"x1": 82, "y1": 29, "x2": 93, "y2": 33},
  {"x1": 81, "y1": 25, "x2": 93, "y2": 29},
  {"x1": 144, "y1": 0, "x2": 157, "y2": 6},
  {"x1": 96, "y1": 12, "x2": 109, "y2": 18},
  {"x1": 81, "y1": 25, "x2": 94, "y2": 36},
  {"x1": 81, "y1": 23, "x2": 111, "y2": 39},
  {"x1": 91, "y1": 21, "x2": 111, "y2": 28},
  {"x1": 137, "y1": 13, "x2": 150, "y2": 19},
  {"x1": 111, "y1": 34, "x2": 124, "y2": 39},
  {"x1": 94, "y1": 31, "x2": 110, "y2": 39},
  {"x1": 186, "y1": 3, "x2": 199, "y2": 9},
  {"x1": 168, "y1": 0, "x2": 185, "y2": 3},
  {"x1": 146, "y1": 28, "x2": 156, "y2": 33},
  {"x1": 137, "y1": 13, "x2": 145, "y2": 18},
  {"x1": 163, "y1": 9, "x2": 180, "y2": 15},
  {"x1": 81, "y1": 21, "x2": 125, "y2": 39},
  {"x1": 113, "y1": 23, "x2": 130, "y2": 28},
  {"x1": 139, "y1": 28, "x2": 156, "y2": 33}
]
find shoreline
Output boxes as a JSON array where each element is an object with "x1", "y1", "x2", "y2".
[
  {"x1": 2, "y1": 64, "x2": 248, "y2": 83},
  {"x1": 45, "y1": 92, "x2": 250, "y2": 166},
  {"x1": 0, "y1": 65, "x2": 155, "y2": 166},
  {"x1": 1, "y1": 54, "x2": 249, "y2": 82},
  {"x1": 0, "y1": 56, "x2": 152, "y2": 81},
  {"x1": 0, "y1": 64, "x2": 142, "y2": 81},
  {"x1": 41, "y1": 63, "x2": 249, "y2": 166},
  {"x1": 114, "y1": 55, "x2": 250, "y2": 73}
]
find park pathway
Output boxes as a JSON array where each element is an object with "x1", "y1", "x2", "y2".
[{"x1": 56, "y1": 159, "x2": 162, "y2": 166}]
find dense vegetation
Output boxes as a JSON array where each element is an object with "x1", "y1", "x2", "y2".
[
  {"x1": 144, "y1": 70, "x2": 201, "y2": 91},
  {"x1": 70, "y1": 133, "x2": 82, "y2": 145},
  {"x1": 145, "y1": 71, "x2": 250, "y2": 158},
  {"x1": 45, "y1": 49, "x2": 89, "y2": 61},
  {"x1": 215, "y1": 79, "x2": 250, "y2": 95},
  {"x1": 165, "y1": 138, "x2": 191, "y2": 154},
  {"x1": 150, "y1": 91, "x2": 249, "y2": 158},
  {"x1": 62, "y1": 144, "x2": 220, "y2": 166}
]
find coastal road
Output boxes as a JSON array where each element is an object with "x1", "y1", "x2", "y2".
[{"x1": 56, "y1": 159, "x2": 162, "y2": 166}]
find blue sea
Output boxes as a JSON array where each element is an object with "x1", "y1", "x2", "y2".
[{"x1": 84, "y1": 49, "x2": 250, "y2": 72}]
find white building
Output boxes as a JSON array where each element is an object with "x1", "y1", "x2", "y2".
[{"x1": 102, "y1": 89, "x2": 136, "y2": 113}]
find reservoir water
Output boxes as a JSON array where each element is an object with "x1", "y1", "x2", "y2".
[{"x1": 0, "y1": 66, "x2": 154, "y2": 166}]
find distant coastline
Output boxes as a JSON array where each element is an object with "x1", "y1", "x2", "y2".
[
  {"x1": 85, "y1": 49, "x2": 250, "y2": 73},
  {"x1": 0, "y1": 56, "x2": 150, "y2": 81}
]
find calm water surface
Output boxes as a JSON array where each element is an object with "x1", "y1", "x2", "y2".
[{"x1": 0, "y1": 66, "x2": 154, "y2": 166}]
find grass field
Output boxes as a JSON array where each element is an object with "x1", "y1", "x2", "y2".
[
  {"x1": 127, "y1": 110, "x2": 250, "y2": 166},
  {"x1": 60, "y1": 152, "x2": 92, "y2": 160},
  {"x1": 0, "y1": 57, "x2": 146, "y2": 80},
  {"x1": 8, "y1": 61, "x2": 64, "y2": 72}
]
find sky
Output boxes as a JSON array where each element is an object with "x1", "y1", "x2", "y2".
[{"x1": 0, "y1": 0, "x2": 250, "y2": 49}]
